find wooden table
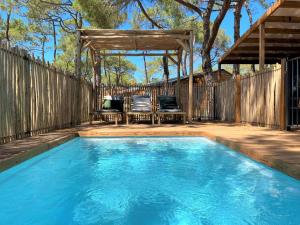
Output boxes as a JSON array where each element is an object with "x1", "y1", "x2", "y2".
[{"x1": 156, "y1": 111, "x2": 186, "y2": 125}]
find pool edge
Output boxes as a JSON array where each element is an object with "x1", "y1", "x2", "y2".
[
  {"x1": 1, "y1": 130, "x2": 299, "y2": 181},
  {"x1": 0, "y1": 133, "x2": 78, "y2": 173}
]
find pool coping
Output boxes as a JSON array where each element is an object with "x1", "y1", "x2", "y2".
[
  {"x1": 0, "y1": 133, "x2": 78, "y2": 173},
  {"x1": 0, "y1": 126, "x2": 299, "y2": 181}
]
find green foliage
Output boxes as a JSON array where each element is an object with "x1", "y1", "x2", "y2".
[
  {"x1": 54, "y1": 33, "x2": 76, "y2": 72},
  {"x1": 76, "y1": 0, "x2": 125, "y2": 28},
  {"x1": 103, "y1": 56, "x2": 137, "y2": 85}
]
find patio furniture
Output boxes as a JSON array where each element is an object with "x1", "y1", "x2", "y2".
[
  {"x1": 89, "y1": 96, "x2": 124, "y2": 125},
  {"x1": 156, "y1": 96, "x2": 186, "y2": 125},
  {"x1": 126, "y1": 95, "x2": 155, "y2": 125}
]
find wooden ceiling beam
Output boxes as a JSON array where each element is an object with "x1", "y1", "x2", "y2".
[
  {"x1": 266, "y1": 16, "x2": 300, "y2": 23},
  {"x1": 95, "y1": 52, "x2": 178, "y2": 57},
  {"x1": 245, "y1": 38, "x2": 300, "y2": 44},
  {"x1": 81, "y1": 34, "x2": 189, "y2": 40},
  {"x1": 253, "y1": 27, "x2": 300, "y2": 34},
  {"x1": 230, "y1": 52, "x2": 300, "y2": 57},
  {"x1": 236, "y1": 46, "x2": 300, "y2": 51},
  {"x1": 281, "y1": 1, "x2": 300, "y2": 8},
  {"x1": 221, "y1": 58, "x2": 280, "y2": 64}
]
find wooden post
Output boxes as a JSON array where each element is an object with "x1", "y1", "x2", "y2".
[
  {"x1": 259, "y1": 23, "x2": 265, "y2": 71},
  {"x1": 188, "y1": 31, "x2": 194, "y2": 122},
  {"x1": 218, "y1": 63, "x2": 222, "y2": 81},
  {"x1": 98, "y1": 57, "x2": 102, "y2": 111},
  {"x1": 235, "y1": 75, "x2": 241, "y2": 123},
  {"x1": 177, "y1": 49, "x2": 182, "y2": 104},
  {"x1": 279, "y1": 58, "x2": 286, "y2": 130},
  {"x1": 93, "y1": 58, "x2": 97, "y2": 113}
]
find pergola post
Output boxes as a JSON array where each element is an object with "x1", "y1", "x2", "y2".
[
  {"x1": 177, "y1": 49, "x2": 182, "y2": 105},
  {"x1": 188, "y1": 31, "x2": 194, "y2": 122},
  {"x1": 93, "y1": 63, "x2": 97, "y2": 112},
  {"x1": 98, "y1": 56, "x2": 102, "y2": 110},
  {"x1": 259, "y1": 23, "x2": 265, "y2": 71}
]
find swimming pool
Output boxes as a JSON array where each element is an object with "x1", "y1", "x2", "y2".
[{"x1": 0, "y1": 137, "x2": 299, "y2": 225}]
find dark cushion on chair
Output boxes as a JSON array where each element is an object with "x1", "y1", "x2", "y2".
[
  {"x1": 111, "y1": 100, "x2": 124, "y2": 112},
  {"x1": 131, "y1": 95, "x2": 152, "y2": 112},
  {"x1": 158, "y1": 96, "x2": 179, "y2": 111},
  {"x1": 102, "y1": 96, "x2": 124, "y2": 112}
]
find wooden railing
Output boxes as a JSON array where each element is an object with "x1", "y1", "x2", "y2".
[{"x1": 0, "y1": 43, "x2": 93, "y2": 144}]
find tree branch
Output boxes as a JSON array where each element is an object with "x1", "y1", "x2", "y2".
[
  {"x1": 174, "y1": 0, "x2": 203, "y2": 17},
  {"x1": 135, "y1": 0, "x2": 163, "y2": 29},
  {"x1": 206, "y1": 0, "x2": 231, "y2": 52}
]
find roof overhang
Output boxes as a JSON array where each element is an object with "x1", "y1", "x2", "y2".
[{"x1": 219, "y1": 0, "x2": 300, "y2": 64}]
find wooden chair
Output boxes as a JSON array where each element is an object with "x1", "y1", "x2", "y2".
[
  {"x1": 90, "y1": 97, "x2": 124, "y2": 125},
  {"x1": 156, "y1": 96, "x2": 186, "y2": 125},
  {"x1": 126, "y1": 95, "x2": 155, "y2": 125}
]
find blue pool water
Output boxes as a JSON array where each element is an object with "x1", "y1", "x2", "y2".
[{"x1": 0, "y1": 137, "x2": 300, "y2": 225}]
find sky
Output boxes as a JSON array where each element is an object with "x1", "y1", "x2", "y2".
[
  {"x1": 117, "y1": 0, "x2": 274, "y2": 82},
  {"x1": 0, "y1": 0, "x2": 274, "y2": 82}
]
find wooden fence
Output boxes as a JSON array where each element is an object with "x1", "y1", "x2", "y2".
[
  {"x1": 214, "y1": 79, "x2": 236, "y2": 122},
  {"x1": 98, "y1": 67, "x2": 282, "y2": 127},
  {"x1": 213, "y1": 66, "x2": 282, "y2": 128},
  {"x1": 0, "y1": 43, "x2": 93, "y2": 144},
  {"x1": 240, "y1": 67, "x2": 282, "y2": 128}
]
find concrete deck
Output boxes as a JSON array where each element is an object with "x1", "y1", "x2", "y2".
[{"x1": 0, "y1": 122, "x2": 300, "y2": 180}]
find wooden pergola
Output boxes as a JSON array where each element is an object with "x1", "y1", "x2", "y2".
[
  {"x1": 219, "y1": 0, "x2": 300, "y2": 70},
  {"x1": 79, "y1": 29, "x2": 195, "y2": 121}
]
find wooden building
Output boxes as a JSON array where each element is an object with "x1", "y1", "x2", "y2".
[{"x1": 219, "y1": 0, "x2": 300, "y2": 130}]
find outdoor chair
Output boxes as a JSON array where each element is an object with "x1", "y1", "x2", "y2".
[
  {"x1": 89, "y1": 96, "x2": 124, "y2": 125},
  {"x1": 156, "y1": 96, "x2": 186, "y2": 125},
  {"x1": 126, "y1": 95, "x2": 155, "y2": 125}
]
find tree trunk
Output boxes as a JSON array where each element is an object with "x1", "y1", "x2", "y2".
[
  {"x1": 245, "y1": 1, "x2": 256, "y2": 72},
  {"x1": 163, "y1": 56, "x2": 169, "y2": 95},
  {"x1": 201, "y1": 0, "x2": 231, "y2": 82},
  {"x1": 182, "y1": 50, "x2": 187, "y2": 77},
  {"x1": 52, "y1": 20, "x2": 57, "y2": 62},
  {"x1": 115, "y1": 67, "x2": 120, "y2": 86},
  {"x1": 202, "y1": 50, "x2": 213, "y2": 82},
  {"x1": 103, "y1": 57, "x2": 111, "y2": 86},
  {"x1": 233, "y1": 0, "x2": 245, "y2": 77},
  {"x1": 5, "y1": 11, "x2": 11, "y2": 44},
  {"x1": 75, "y1": 30, "x2": 82, "y2": 78},
  {"x1": 41, "y1": 37, "x2": 46, "y2": 63},
  {"x1": 85, "y1": 49, "x2": 89, "y2": 77},
  {"x1": 75, "y1": 14, "x2": 83, "y2": 78},
  {"x1": 143, "y1": 55, "x2": 149, "y2": 83}
]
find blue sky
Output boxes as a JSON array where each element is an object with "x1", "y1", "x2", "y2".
[
  {"x1": 1, "y1": 1, "x2": 274, "y2": 82},
  {"x1": 118, "y1": 1, "x2": 274, "y2": 82}
]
